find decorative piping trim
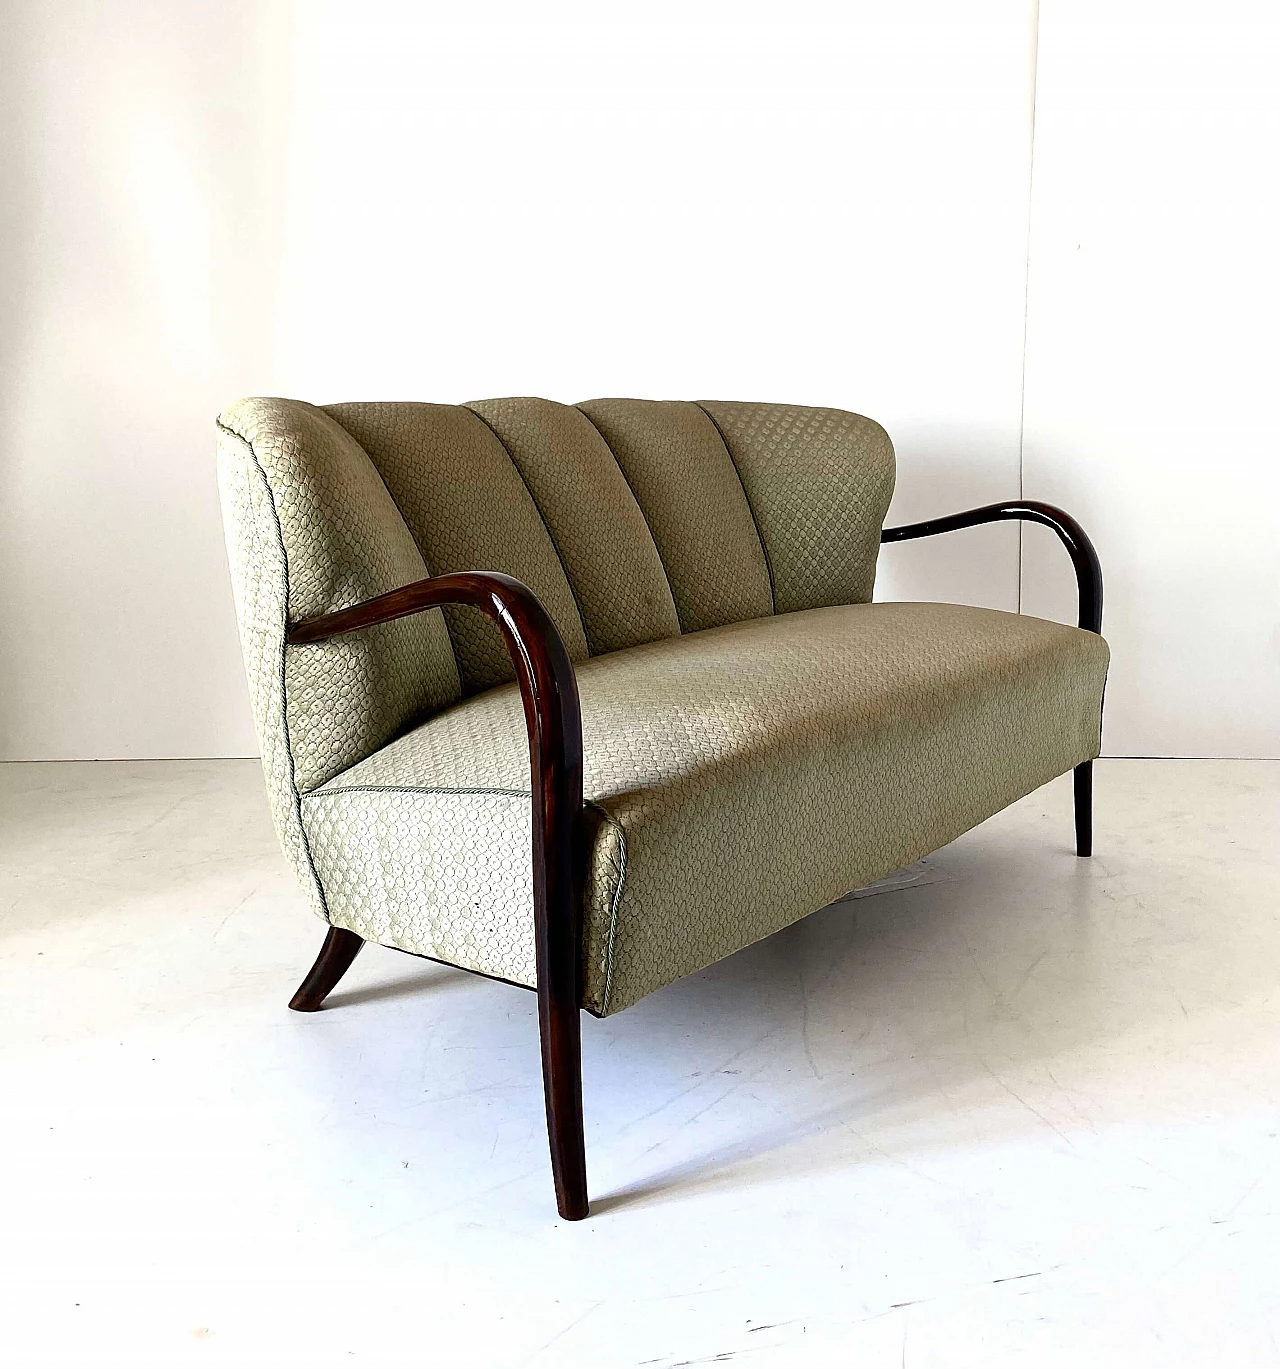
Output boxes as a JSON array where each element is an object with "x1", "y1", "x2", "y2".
[
  {"x1": 586, "y1": 801, "x2": 628, "y2": 1016},
  {"x1": 694, "y1": 402, "x2": 778, "y2": 615},
  {"x1": 216, "y1": 417, "x2": 332, "y2": 923},
  {"x1": 305, "y1": 783, "x2": 533, "y2": 802},
  {"x1": 1094, "y1": 651, "x2": 1111, "y2": 755}
]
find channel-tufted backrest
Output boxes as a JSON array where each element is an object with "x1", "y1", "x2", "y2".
[
  {"x1": 217, "y1": 395, "x2": 894, "y2": 901},
  {"x1": 323, "y1": 397, "x2": 895, "y2": 694}
]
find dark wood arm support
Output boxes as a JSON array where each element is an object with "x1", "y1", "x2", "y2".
[
  {"x1": 881, "y1": 499, "x2": 1103, "y2": 634},
  {"x1": 881, "y1": 500, "x2": 1104, "y2": 857},
  {"x1": 288, "y1": 571, "x2": 589, "y2": 1220}
]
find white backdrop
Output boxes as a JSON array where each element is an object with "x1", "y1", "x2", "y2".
[
  {"x1": 1021, "y1": 1, "x2": 1280, "y2": 758},
  {"x1": 1, "y1": 1, "x2": 1275, "y2": 760}
]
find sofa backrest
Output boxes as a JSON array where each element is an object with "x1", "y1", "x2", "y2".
[
  {"x1": 217, "y1": 396, "x2": 894, "y2": 903},
  {"x1": 324, "y1": 398, "x2": 896, "y2": 690}
]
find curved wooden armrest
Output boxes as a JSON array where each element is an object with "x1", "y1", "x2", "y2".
[
  {"x1": 881, "y1": 500, "x2": 1103, "y2": 634},
  {"x1": 288, "y1": 570, "x2": 589, "y2": 1219},
  {"x1": 288, "y1": 574, "x2": 584, "y2": 865}
]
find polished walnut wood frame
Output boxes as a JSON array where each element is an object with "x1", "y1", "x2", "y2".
[
  {"x1": 283, "y1": 504, "x2": 1103, "y2": 1222},
  {"x1": 287, "y1": 571, "x2": 589, "y2": 1220},
  {"x1": 881, "y1": 499, "x2": 1105, "y2": 856}
]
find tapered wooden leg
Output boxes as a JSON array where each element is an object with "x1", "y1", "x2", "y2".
[
  {"x1": 289, "y1": 926, "x2": 364, "y2": 1011},
  {"x1": 539, "y1": 980, "x2": 587, "y2": 1220},
  {"x1": 1074, "y1": 761, "x2": 1093, "y2": 857}
]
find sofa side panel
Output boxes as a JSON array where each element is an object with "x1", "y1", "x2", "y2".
[
  {"x1": 216, "y1": 422, "x2": 327, "y2": 917},
  {"x1": 217, "y1": 399, "x2": 461, "y2": 801},
  {"x1": 301, "y1": 786, "x2": 538, "y2": 987}
]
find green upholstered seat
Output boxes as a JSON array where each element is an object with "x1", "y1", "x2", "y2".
[
  {"x1": 306, "y1": 602, "x2": 1106, "y2": 1015},
  {"x1": 217, "y1": 396, "x2": 1109, "y2": 1016}
]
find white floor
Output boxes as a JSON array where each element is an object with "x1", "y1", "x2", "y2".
[{"x1": 0, "y1": 760, "x2": 1277, "y2": 1368}]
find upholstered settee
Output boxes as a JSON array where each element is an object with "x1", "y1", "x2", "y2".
[{"x1": 217, "y1": 396, "x2": 1108, "y2": 1219}]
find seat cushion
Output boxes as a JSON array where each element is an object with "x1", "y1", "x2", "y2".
[{"x1": 300, "y1": 603, "x2": 1109, "y2": 1016}]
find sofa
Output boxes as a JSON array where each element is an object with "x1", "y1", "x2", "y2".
[{"x1": 217, "y1": 396, "x2": 1108, "y2": 1220}]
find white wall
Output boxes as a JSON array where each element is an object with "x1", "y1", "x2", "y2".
[
  {"x1": 1, "y1": 2, "x2": 290, "y2": 760},
  {"x1": 1021, "y1": 0, "x2": 1280, "y2": 757},
  {"x1": 1, "y1": 0, "x2": 1038, "y2": 760},
  {"x1": 2, "y1": 1, "x2": 1272, "y2": 761}
]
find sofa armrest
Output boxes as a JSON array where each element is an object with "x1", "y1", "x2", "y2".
[
  {"x1": 288, "y1": 570, "x2": 588, "y2": 1217},
  {"x1": 881, "y1": 500, "x2": 1103, "y2": 634}
]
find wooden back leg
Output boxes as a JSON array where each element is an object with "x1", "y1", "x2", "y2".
[
  {"x1": 1074, "y1": 761, "x2": 1093, "y2": 857},
  {"x1": 289, "y1": 927, "x2": 364, "y2": 1011}
]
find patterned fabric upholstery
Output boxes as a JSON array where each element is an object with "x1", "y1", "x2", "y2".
[
  {"x1": 217, "y1": 395, "x2": 1110, "y2": 1016},
  {"x1": 305, "y1": 603, "x2": 1108, "y2": 1015},
  {"x1": 216, "y1": 400, "x2": 461, "y2": 912},
  {"x1": 576, "y1": 399, "x2": 775, "y2": 632},
  {"x1": 465, "y1": 398, "x2": 681, "y2": 654},
  {"x1": 698, "y1": 401, "x2": 895, "y2": 614},
  {"x1": 323, "y1": 402, "x2": 590, "y2": 694}
]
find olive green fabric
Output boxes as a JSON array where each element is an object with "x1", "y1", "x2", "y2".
[
  {"x1": 324, "y1": 402, "x2": 590, "y2": 695},
  {"x1": 305, "y1": 602, "x2": 1110, "y2": 1016},
  {"x1": 465, "y1": 398, "x2": 681, "y2": 654},
  {"x1": 218, "y1": 394, "x2": 1109, "y2": 1017},
  {"x1": 698, "y1": 401, "x2": 895, "y2": 613},
  {"x1": 216, "y1": 399, "x2": 461, "y2": 915},
  {"x1": 310, "y1": 396, "x2": 893, "y2": 660},
  {"x1": 577, "y1": 399, "x2": 775, "y2": 632}
]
